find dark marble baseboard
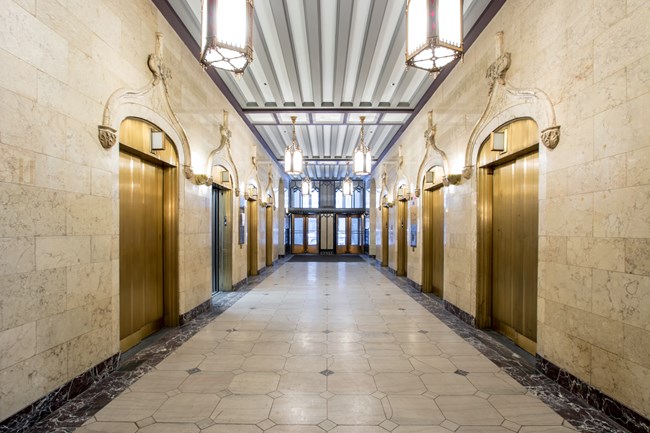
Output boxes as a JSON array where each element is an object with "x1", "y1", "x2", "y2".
[
  {"x1": 443, "y1": 300, "x2": 476, "y2": 327},
  {"x1": 233, "y1": 278, "x2": 247, "y2": 291},
  {"x1": 406, "y1": 278, "x2": 422, "y2": 291},
  {"x1": 537, "y1": 356, "x2": 649, "y2": 433},
  {"x1": 0, "y1": 353, "x2": 120, "y2": 433},
  {"x1": 178, "y1": 299, "x2": 212, "y2": 326}
]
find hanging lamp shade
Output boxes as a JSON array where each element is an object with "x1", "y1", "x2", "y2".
[
  {"x1": 200, "y1": 0, "x2": 254, "y2": 74},
  {"x1": 301, "y1": 163, "x2": 312, "y2": 196},
  {"x1": 353, "y1": 116, "x2": 372, "y2": 176},
  {"x1": 284, "y1": 116, "x2": 303, "y2": 175},
  {"x1": 342, "y1": 164, "x2": 353, "y2": 196},
  {"x1": 405, "y1": 0, "x2": 463, "y2": 74}
]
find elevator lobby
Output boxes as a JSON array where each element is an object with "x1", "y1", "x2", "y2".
[{"x1": 1, "y1": 0, "x2": 650, "y2": 432}]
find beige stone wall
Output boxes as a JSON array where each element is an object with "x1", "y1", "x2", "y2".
[
  {"x1": 0, "y1": 0, "x2": 282, "y2": 421},
  {"x1": 372, "y1": 0, "x2": 650, "y2": 417}
]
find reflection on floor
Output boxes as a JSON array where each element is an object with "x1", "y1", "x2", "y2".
[{"x1": 29, "y1": 259, "x2": 628, "y2": 432}]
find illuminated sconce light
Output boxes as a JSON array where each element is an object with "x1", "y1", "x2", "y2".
[
  {"x1": 200, "y1": 0, "x2": 254, "y2": 75},
  {"x1": 353, "y1": 116, "x2": 372, "y2": 176},
  {"x1": 405, "y1": 0, "x2": 464, "y2": 74},
  {"x1": 491, "y1": 130, "x2": 507, "y2": 152},
  {"x1": 151, "y1": 130, "x2": 164, "y2": 152},
  {"x1": 397, "y1": 184, "x2": 411, "y2": 201},
  {"x1": 246, "y1": 184, "x2": 258, "y2": 200},
  {"x1": 284, "y1": 116, "x2": 303, "y2": 175}
]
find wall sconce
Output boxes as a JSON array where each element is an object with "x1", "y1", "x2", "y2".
[
  {"x1": 491, "y1": 130, "x2": 508, "y2": 152},
  {"x1": 397, "y1": 184, "x2": 411, "y2": 201},
  {"x1": 151, "y1": 130, "x2": 164, "y2": 152},
  {"x1": 221, "y1": 171, "x2": 230, "y2": 183},
  {"x1": 245, "y1": 184, "x2": 258, "y2": 200}
]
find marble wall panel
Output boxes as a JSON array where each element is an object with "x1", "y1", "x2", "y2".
[
  {"x1": 0, "y1": 322, "x2": 35, "y2": 370},
  {"x1": 0, "y1": 183, "x2": 66, "y2": 237},
  {"x1": 592, "y1": 269, "x2": 650, "y2": 331},
  {"x1": 594, "y1": 185, "x2": 650, "y2": 238},
  {"x1": 0, "y1": 48, "x2": 38, "y2": 101},
  {"x1": 0, "y1": 237, "x2": 34, "y2": 276},
  {"x1": 0, "y1": 344, "x2": 68, "y2": 422},
  {"x1": 566, "y1": 237, "x2": 625, "y2": 272},
  {"x1": 0, "y1": 268, "x2": 66, "y2": 331},
  {"x1": 36, "y1": 306, "x2": 92, "y2": 353},
  {"x1": 627, "y1": 52, "x2": 650, "y2": 100},
  {"x1": 625, "y1": 239, "x2": 650, "y2": 276},
  {"x1": 626, "y1": 146, "x2": 650, "y2": 187},
  {"x1": 35, "y1": 236, "x2": 90, "y2": 271}
]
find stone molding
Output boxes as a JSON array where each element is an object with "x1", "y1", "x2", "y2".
[
  {"x1": 97, "y1": 32, "x2": 195, "y2": 181},
  {"x1": 205, "y1": 110, "x2": 241, "y2": 194},
  {"x1": 415, "y1": 111, "x2": 453, "y2": 197},
  {"x1": 463, "y1": 32, "x2": 561, "y2": 179}
]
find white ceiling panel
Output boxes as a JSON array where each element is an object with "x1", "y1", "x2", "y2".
[{"x1": 170, "y1": 0, "x2": 493, "y2": 179}]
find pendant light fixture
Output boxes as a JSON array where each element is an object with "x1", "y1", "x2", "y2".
[
  {"x1": 342, "y1": 163, "x2": 353, "y2": 196},
  {"x1": 200, "y1": 0, "x2": 254, "y2": 74},
  {"x1": 301, "y1": 162, "x2": 312, "y2": 196},
  {"x1": 284, "y1": 116, "x2": 303, "y2": 175},
  {"x1": 405, "y1": 0, "x2": 463, "y2": 74},
  {"x1": 353, "y1": 116, "x2": 372, "y2": 176}
]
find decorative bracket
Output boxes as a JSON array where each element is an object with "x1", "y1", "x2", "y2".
[
  {"x1": 205, "y1": 110, "x2": 241, "y2": 194},
  {"x1": 462, "y1": 32, "x2": 561, "y2": 179},
  {"x1": 98, "y1": 33, "x2": 195, "y2": 180},
  {"x1": 415, "y1": 111, "x2": 456, "y2": 197}
]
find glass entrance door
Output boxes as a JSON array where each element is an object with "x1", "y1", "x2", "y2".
[
  {"x1": 336, "y1": 215, "x2": 363, "y2": 254},
  {"x1": 292, "y1": 215, "x2": 319, "y2": 254}
]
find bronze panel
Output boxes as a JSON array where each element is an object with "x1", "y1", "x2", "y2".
[
  {"x1": 397, "y1": 200, "x2": 407, "y2": 276},
  {"x1": 381, "y1": 207, "x2": 389, "y2": 267},
  {"x1": 119, "y1": 152, "x2": 164, "y2": 351},
  {"x1": 266, "y1": 206, "x2": 273, "y2": 266},
  {"x1": 248, "y1": 199, "x2": 259, "y2": 276},
  {"x1": 422, "y1": 186, "x2": 443, "y2": 296}
]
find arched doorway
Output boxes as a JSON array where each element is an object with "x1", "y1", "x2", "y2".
[
  {"x1": 477, "y1": 118, "x2": 539, "y2": 355},
  {"x1": 118, "y1": 117, "x2": 179, "y2": 352},
  {"x1": 422, "y1": 167, "x2": 445, "y2": 297}
]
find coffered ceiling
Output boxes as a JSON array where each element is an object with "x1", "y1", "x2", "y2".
[{"x1": 165, "y1": 0, "x2": 493, "y2": 179}]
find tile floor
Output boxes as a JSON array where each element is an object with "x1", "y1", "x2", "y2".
[{"x1": 78, "y1": 262, "x2": 580, "y2": 433}]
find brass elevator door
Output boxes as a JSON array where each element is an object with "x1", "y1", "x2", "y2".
[
  {"x1": 423, "y1": 187, "x2": 444, "y2": 297},
  {"x1": 381, "y1": 206, "x2": 389, "y2": 267},
  {"x1": 492, "y1": 151, "x2": 538, "y2": 354},
  {"x1": 119, "y1": 151, "x2": 164, "y2": 351},
  {"x1": 266, "y1": 206, "x2": 273, "y2": 267},
  {"x1": 248, "y1": 200, "x2": 259, "y2": 276},
  {"x1": 397, "y1": 200, "x2": 407, "y2": 276}
]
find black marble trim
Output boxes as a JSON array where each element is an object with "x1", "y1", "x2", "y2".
[
  {"x1": 0, "y1": 354, "x2": 120, "y2": 433},
  {"x1": 443, "y1": 299, "x2": 476, "y2": 327},
  {"x1": 406, "y1": 278, "x2": 422, "y2": 291},
  {"x1": 538, "y1": 356, "x2": 649, "y2": 433},
  {"x1": 364, "y1": 256, "x2": 632, "y2": 433},
  {"x1": 233, "y1": 278, "x2": 247, "y2": 291},
  {"x1": 178, "y1": 299, "x2": 212, "y2": 325}
]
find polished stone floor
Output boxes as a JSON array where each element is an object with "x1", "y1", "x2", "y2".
[{"x1": 76, "y1": 262, "x2": 583, "y2": 433}]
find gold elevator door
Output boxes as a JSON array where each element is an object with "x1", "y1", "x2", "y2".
[
  {"x1": 397, "y1": 200, "x2": 407, "y2": 276},
  {"x1": 423, "y1": 186, "x2": 444, "y2": 297},
  {"x1": 119, "y1": 151, "x2": 164, "y2": 351},
  {"x1": 381, "y1": 206, "x2": 389, "y2": 267},
  {"x1": 491, "y1": 151, "x2": 539, "y2": 354}
]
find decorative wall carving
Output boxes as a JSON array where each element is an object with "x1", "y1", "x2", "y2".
[
  {"x1": 205, "y1": 110, "x2": 241, "y2": 194},
  {"x1": 463, "y1": 32, "x2": 561, "y2": 179},
  {"x1": 98, "y1": 33, "x2": 194, "y2": 180},
  {"x1": 415, "y1": 111, "x2": 453, "y2": 197}
]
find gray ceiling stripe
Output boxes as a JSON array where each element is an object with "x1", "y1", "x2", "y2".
[
  {"x1": 275, "y1": 0, "x2": 304, "y2": 107},
  {"x1": 333, "y1": 0, "x2": 353, "y2": 107}
]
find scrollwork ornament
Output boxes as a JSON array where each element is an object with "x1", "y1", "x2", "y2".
[
  {"x1": 98, "y1": 126, "x2": 117, "y2": 149},
  {"x1": 183, "y1": 165, "x2": 194, "y2": 180},
  {"x1": 541, "y1": 126, "x2": 561, "y2": 149},
  {"x1": 462, "y1": 165, "x2": 473, "y2": 179}
]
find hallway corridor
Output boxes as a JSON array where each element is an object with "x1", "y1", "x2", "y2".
[{"x1": 74, "y1": 261, "x2": 587, "y2": 433}]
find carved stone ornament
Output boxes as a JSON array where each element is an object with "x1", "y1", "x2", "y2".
[
  {"x1": 462, "y1": 32, "x2": 561, "y2": 179},
  {"x1": 97, "y1": 33, "x2": 194, "y2": 180},
  {"x1": 98, "y1": 126, "x2": 117, "y2": 149},
  {"x1": 415, "y1": 111, "x2": 455, "y2": 196},
  {"x1": 205, "y1": 110, "x2": 241, "y2": 194}
]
